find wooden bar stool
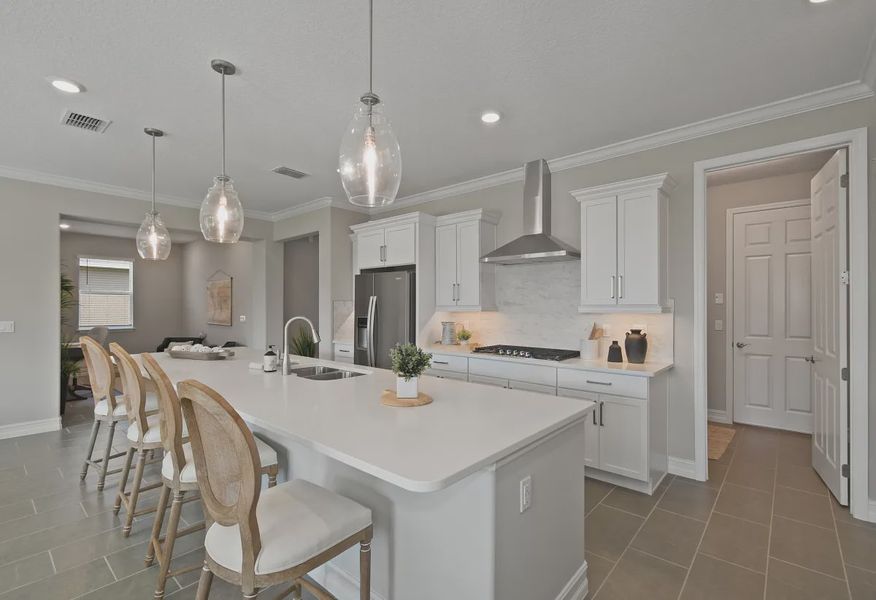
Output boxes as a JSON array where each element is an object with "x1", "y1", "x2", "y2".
[
  {"x1": 141, "y1": 353, "x2": 280, "y2": 599},
  {"x1": 177, "y1": 379, "x2": 373, "y2": 600},
  {"x1": 79, "y1": 336, "x2": 130, "y2": 491},
  {"x1": 110, "y1": 343, "x2": 165, "y2": 536}
]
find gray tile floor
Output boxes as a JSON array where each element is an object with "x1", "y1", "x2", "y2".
[
  {"x1": 2, "y1": 401, "x2": 876, "y2": 599},
  {"x1": 586, "y1": 422, "x2": 876, "y2": 600}
]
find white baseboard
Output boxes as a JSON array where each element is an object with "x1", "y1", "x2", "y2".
[
  {"x1": 668, "y1": 456, "x2": 699, "y2": 480},
  {"x1": 867, "y1": 499, "x2": 876, "y2": 524},
  {"x1": 556, "y1": 561, "x2": 589, "y2": 600},
  {"x1": 707, "y1": 409, "x2": 731, "y2": 424},
  {"x1": 0, "y1": 417, "x2": 61, "y2": 440}
]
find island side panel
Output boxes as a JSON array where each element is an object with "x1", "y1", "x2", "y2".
[
  {"x1": 251, "y1": 425, "x2": 498, "y2": 600},
  {"x1": 494, "y1": 419, "x2": 589, "y2": 600}
]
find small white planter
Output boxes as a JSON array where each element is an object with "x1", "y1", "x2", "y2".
[{"x1": 396, "y1": 376, "x2": 419, "y2": 399}]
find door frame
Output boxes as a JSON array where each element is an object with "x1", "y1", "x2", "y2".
[
  {"x1": 693, "y1": 128, "x2": 869, "y2": 520},
  {"x1": 724, "y1": 198, "x2": 812, "y2": 428}
]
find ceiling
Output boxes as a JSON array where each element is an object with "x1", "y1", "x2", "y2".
[
  {"x1": 1, "y1": 1, "x2": 875, "y2": 218},
  {"x1": 706, "y1": 150, "x2": 835, "y2": 187},
  {"x1": 59, "y1": 217, "x2": 203, "y2": 243}
]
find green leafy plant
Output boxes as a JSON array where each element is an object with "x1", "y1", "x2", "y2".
[
  {"x1": 456, "y1": 328, "x2": 472, "y2": 342},
  {"x1": 389, "y1": 344, "x2": 432, "y2": 381},
  {"x1": 60, "y1": 270, "x2": 80, "y2": 396},
  {"x1": 290, "y1": 326, "x2": 317, "y2": 358}
]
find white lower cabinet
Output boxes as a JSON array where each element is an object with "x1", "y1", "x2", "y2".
[
  {"x1": 469, "y1": 374, "x2": 508, "y2": 388},
  {"x1": 333, "y1": 342, "x2": 354, "y2": 364},
  {"x1": 596, "y1": 396, "x2": 648, "y2": 481}
]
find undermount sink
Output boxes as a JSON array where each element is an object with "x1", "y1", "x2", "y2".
[
  {"x1": 302, "y1": 370, "x2": 365, "y2": 381},
  {"x1": 288, "y1": 366, "x2": 341, "y2": 377}
]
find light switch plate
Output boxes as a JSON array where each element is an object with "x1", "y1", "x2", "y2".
[
  {"x1": 239, "y1": 315, "x2": 246, "y2": 323},
  {"x1": 0, "y1": 321, "x2": 14, "y2": 333},
  {"x1": 714, "y1": 292, "x2": 724, "y2": 305},
  {"x1": 714, "y1": 319, "x2": 724, "y2": 331},
  {"x1": 519, "y1": 476, "x2": 532, "y2": 513}
]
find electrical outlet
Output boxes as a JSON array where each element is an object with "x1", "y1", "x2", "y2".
[
  {"x1": 714, "y1": 319, "x2": 724, "y2": 331},
  {"x1": 519, "y1": 476, "x2": 532, "y2": 513},
  {"x1": 714, "y1": 292, "x2": 724, "y2": 305},
  {"x1": 0, "y1": 321, "x2": 14, "y2": 333},
  {"x1": 239, "y1": 315, "x2": 246, "y2": 323}
]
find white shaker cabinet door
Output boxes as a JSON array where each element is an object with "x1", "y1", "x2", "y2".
[
  {"x1": 435, "y1": 223, "x2": 458, "y2": 307},
  {"x1": 455, "y1": 220, "x2": 481, "y2": 307},
  {"x1": 384, "y1": 223, "x2": 416, "y2": 266},
  {"x1": 558, "y1": 388, "x2": 601, "y2": 467},
  {"x1": 357, "y1": 229, "x2": 385, "y2": 270},
  {"x1": 617, "y1": 192, "x2": 660, "y2": 306},
  {"x1": 597, "y1": 395, "x2": 648, "y2": 481},
  {"x1": 580, "y1": 197, "x2": 618, "y2": 306}
]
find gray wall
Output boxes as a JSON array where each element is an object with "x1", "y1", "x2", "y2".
[
  {"x1": 181, "y1": 239, "x2": 254, "y2": 347},
  {"x1": 706, "y1": 171, "x2": 817, "y2": 414},
  {"x1": 283, "y1": 235, "x2": 319, "y2": 333},
  {"x1": 60, "y1": 232, "x2": 184, "y2": 353}
]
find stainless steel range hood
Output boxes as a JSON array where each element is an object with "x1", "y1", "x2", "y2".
[{"x1": 481, "y1": 159, "x2": 580, "y2": 265}]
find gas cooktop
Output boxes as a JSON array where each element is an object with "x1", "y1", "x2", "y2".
[{"x1": 471, "y1": 345, "x2": 580, "y2": 362}]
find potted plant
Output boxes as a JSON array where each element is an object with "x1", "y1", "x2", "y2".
[
  {"x1": 59, "y1": 271, "x2": 80, "y2": 414},
  {"x1": 389, "y1": 344, "x2": 432, "y2": 398},
  {"x1": 291, "y1": 327, "x2": 317, "y2": 358},
  {"x1": 456, "y1": 328, "x2": 472, "y2": 346}
]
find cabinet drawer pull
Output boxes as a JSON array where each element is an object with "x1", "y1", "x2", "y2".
[
  {"x1": 337, "y1": 349, "x2": 351, "y2": 353},
  {"x1": 433, "y1": 360, "x2": 449, "y2": 365},
  {"x1": 586, "y1": 380, "x2": 612, "y2": 386}
]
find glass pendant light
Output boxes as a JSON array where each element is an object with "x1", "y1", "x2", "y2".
[
  {"x1": 136, "y1": 128, "x2": 171, "y2": 260},
  {"x1": 339, "y1": 0, "x2": 401, "y2": 208},
  {"x1": 200, "y1": 59, "x2": 244, "y2": 243}
]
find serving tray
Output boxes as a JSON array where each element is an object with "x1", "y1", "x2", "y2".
[{"x1": 167, "y1": 349, "x2": 235, "y2": 361}]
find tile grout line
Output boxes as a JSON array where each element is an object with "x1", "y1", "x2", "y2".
[
  {"x1": 103, "y1": 555, "x2": 118, "y2": 581},
  {"x1": 761, "y1": 436, "x2": 779, "y2": 600},
  {"x1": 828, "y1": 488, "x2": 854, "y2": 599},
  {"x1": 676, "y1": 425, "x2": 742, "y2": 599},
  {"x1": 588, "y1": 476, "x2": 674, "y2": 598}
]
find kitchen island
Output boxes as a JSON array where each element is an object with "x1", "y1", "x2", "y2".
[{"x1": 144, "y1": 348, "x2": 596, "y2": 600}]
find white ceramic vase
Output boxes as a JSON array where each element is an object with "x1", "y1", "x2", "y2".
[{"x1": 396, "y1": 376, "x2": 419, "y2": 399}]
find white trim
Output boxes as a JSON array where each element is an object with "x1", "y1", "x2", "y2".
[
  {"x1": 707, "y1": 409, "x2": 731, "y2": 425},
  {"x1": 0, "y1": 164, "x2": 275, "y2": 221},
  {"x1": 0, "y1": 417, "x2": 62, "y2": 440},
  {"x1": 555, "y1": 561, "x2": 589, "y2": 600},
  {"x1": 869, "y1": 499, "x2": 876, "y2": 523},
  {"x1": 693, "y1": 128, "x2": 870, "y2": 521},
  {"x1": 862, "y1": 28, "x2": 876, "y2": 91},
  {"x1": 667, "y1": 456, "x2": 698, "y2": 480},
  {"x1": 269, "y1": 196, "x2": 371, "y2": 222},
  {"x1": 570, "y1": 172, "x2": 676, "y2": 203},
  {"x1": 723, "y1": 199, "x2": 811, "y2": 427},
  {"x1": 434, "y1": 208, "x2": 501, "y2": 226},
  {"x1": 348, "y1": 211, "x2": 436, "y2": 232}
]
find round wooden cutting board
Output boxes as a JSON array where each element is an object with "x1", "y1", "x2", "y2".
[{"x1": 381, "y1": 389, "x2": 433, "y2": 407}]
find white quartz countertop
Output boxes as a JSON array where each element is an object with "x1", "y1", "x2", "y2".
[
  {"x1": 427, "y1": 344, "x2": 673, "y2": 377},
  {"x1": 142, "y1": 349, "x2": 595, "y2": 493}
]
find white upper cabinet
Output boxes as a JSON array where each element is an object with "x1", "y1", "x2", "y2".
[
  {"x1": 571, "y1": 174, "x2": 675, "y2": 313},
  {"x1": 434, "y1": 210, "x2": 499, "y2": 311},
  {"x1": 352, "y1": 216, "x2": 421, "y2": 271}
]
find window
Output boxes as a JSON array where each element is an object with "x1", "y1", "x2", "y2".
[{"x1": 78, "y1": 257, "x2": 134, "y2": 329}]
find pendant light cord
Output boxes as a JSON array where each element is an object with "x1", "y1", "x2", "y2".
[
  {"x1": 220, "y1": 69, "x2": 227, "y2": 178},
  {"x1": 151, "y1": 134, "x2": 156, "y2": 214},
  {"x1": 369, "y1": 0, "x2": 373, "y2": 95}
]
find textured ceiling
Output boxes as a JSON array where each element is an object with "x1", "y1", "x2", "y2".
[{"x1": 1, "y1": 0, "x2": 875, "y2": 216}]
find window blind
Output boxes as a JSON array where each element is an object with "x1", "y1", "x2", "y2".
[{"x1": 78, "y1": 258, "x2": 133, "y2": 328}]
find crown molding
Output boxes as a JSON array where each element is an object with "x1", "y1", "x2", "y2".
[
  {"x1": 570, "y1": 173, "x2": 675, "y2": 203},
  {"x1": 863, "y1": 28, "x2": 876, "y2": 91},
  {"x1": 0, "y1": 164, "x2": 275, "y2": 221},
  {"x1": 269, "y1": 196, "x2": 371, "y2": 222}
]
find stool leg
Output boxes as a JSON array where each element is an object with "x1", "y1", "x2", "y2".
[
  {"x1": 290, "y1": 582, "x2": 302, "y2": 599},
  {"x1": 145, "y1": 483, "x2": 170, "y2": 567},
  {"x1": 195, "y1": 562, "x2": 213, "y2": 600},
  {"x1": 154, "y1": 490, "x2": 184, "y2": 598},
  {"x1": 266, "y1": 465, "x2": 278, "y2": 488},
  {"x1": 360, "y1": 538, "x2": 371, "y2": 600},
  {"x1": 80, "y1": 420, "x2": 100, "y2": 481},
  {"x1": 114, "y1": 446, "x2": 135, "y2": 514},
  {"x1": 97, "y1": 421, "x2": 117, "y2": 491},
  {"x1": 122, "y1": 449, "x2": 147, "y2": 536}
]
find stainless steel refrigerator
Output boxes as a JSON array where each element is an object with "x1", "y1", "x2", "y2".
[{"x1": 354, "y1": 267, "x2": 416, "y2": 368}]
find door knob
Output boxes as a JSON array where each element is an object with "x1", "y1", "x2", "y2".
[
  {"x1": 735, "y1": 342, "x2": 749, "y2": 349},
  {"x1": 805, "y1": 356, "x2": 818, "y2": 364}
]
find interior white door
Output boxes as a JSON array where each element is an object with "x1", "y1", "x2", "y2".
[
  {"x1": 455, "y1": 220, "x2": 481, "y2": 307},
  {"x1": 810, "y1": 149, "x2": 849, "y2": 505},
  {"x1": 435, "y1": 224, "x2": 457, "y2": 306},
  {"x1": 732, "y1": 203, "x2": 813, "y2": 432},
  {"x1": 580, "y1": 197, "x2": 618, "y2": 306}
]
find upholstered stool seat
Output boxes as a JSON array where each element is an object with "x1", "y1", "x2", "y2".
[
  {"x1": 95, "y1": 392, "x2": 157, "y2": 417},
  {"x1": 162, "y1": 437, "x2": 276, "y2": 484},
  {"x1": 205, "y1": 479, "x2": 372, "y2": 575}
]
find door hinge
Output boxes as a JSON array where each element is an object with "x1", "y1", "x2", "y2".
[
  {"x1": 841, "y1": 463, "x2": 849, "y2": 478},
  {"x1": 840, "y1": 173, "x2": 849, "y2": 189},
  {"x1": 840, "y1": 271, "x2": 850, "y2": 285},
  {"x1": 841, "y1": 367, "x2": 849, "y2": 381}
]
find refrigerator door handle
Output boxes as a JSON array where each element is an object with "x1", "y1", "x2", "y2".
[{"x1": 367, "y1": 295, "x2": 377, "y2": 367}]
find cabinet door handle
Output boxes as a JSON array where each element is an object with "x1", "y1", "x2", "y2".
[
  {"x1": 338, "y1": 349, "x2": 351, "y2": 353},
  {"x1": 610, "y1": 276, "x2": 616, "y2": 299},
  {"x1": 599, "y1": 401, "x2": 604, "y2": 426},
  {"x1": 592, "y1": 406, "x2": 597, "y2": 425},
  {"x1": 586, "y1": 380, "x2": 612, "y2": 386},
  {"x1": 618, "y1": 275, "x2": 624, "y2": 299},
  {"x1": 433, "y1": 360, "x2": 449, "y2": 365},
  {"x1": 455, "y1": 282, "x2": 460, "y2": 302},
  {"x1": 380, "y1": 245, "x2": 386, "y2": 262}
]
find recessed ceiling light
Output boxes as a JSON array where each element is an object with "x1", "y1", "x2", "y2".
[
  {"x1": 59, "y1": 223, "x2": 71, "y2": 229},
  {"x1": 50, "y1": 78, "x2": 84, "y2": 94},
  {"x1": 809, "y1": 0, "x2": 830, "y2": 3},
  {"x1": 481, "y1": 111, "x2": 501, "y2": 124}
]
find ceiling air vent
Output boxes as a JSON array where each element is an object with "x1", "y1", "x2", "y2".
[
  {"x1": 60, "y1": 110, "x2": 111, "y2": 133},
  {"x1": 271, "y1": 165, "x2": 309, "y2": 179}
]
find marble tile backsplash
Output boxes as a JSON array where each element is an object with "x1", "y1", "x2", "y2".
[
  {"x1": 332, "y1": 300, "x2": 354, "y2": 343},
  {"x1": 422, "y1": 261, "x2": 674, "y2": 362}
]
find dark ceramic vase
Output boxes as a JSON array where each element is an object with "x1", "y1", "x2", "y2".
[
  {"x1": 607, "y1": 340, "x2": 623, "y2": 363},
  {"x1": 625, "y1": 329, "x2": 648, "y2": 364}
]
